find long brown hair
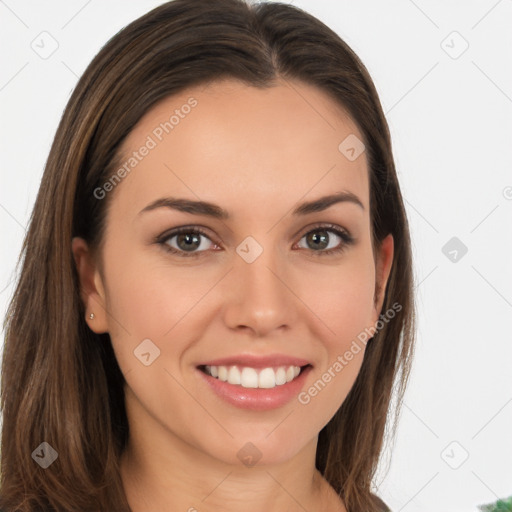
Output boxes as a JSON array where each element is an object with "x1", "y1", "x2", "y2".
[{"x1": 0, "y1": 0, "x2": 415, "y2": 510}]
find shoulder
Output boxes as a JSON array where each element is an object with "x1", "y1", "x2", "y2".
[{"x1": 372, "y1": 493, "x2": 392, "y2": 512}]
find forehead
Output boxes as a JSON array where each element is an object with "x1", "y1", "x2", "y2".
[{"x1": 112, "y1": 78, "x2": 369, "y2": 220}]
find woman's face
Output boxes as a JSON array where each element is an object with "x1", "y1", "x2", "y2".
[{"x1": 74, "y1": 78, "x2": 393, "y2": 467}]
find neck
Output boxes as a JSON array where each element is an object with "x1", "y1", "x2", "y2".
[{"x1": 120, "y1": 423, "x2": 344, "y2": 512}]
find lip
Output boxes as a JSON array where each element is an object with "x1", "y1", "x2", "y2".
[
  {"x1": 196, "y1": 364, "x2": 313, "y2": 411},
  {"x1": 196, "y1": 353, "x2": 311, "y2": 369}
]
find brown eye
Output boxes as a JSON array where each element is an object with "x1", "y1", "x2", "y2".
[
  {"x1": 158, "y1": 227, "x2": 217, "y2": 257},
  {"x1": 296, "y1": 225, "x2": 354, "y2": 256},
  {"x1": 303, "y1": 230, "x2": 331, "y2": 250},
  {"x1": 174, "y1": 232, "x2": 203, "y2": 252}
]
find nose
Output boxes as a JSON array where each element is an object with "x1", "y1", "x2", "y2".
[{"x1": 222, "y1": 244, "x2": 299, "y2": 338}]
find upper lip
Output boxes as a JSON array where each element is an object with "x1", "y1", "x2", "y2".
[{"x1": 197, "y1": 353, "x2": 311, "y2": 369}]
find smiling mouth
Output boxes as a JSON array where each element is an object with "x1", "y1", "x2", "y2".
[{"x1": 198, "y1": 364, "x2": 311, "y2": 389}]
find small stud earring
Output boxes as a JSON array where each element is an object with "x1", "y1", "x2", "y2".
[{"x1": 88, "y1": 313, "x2": 95, "y2": 320}]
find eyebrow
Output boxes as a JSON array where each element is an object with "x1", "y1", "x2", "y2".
[{"x1": 138, "y1": 191, "x2": 364, "y2": 219}]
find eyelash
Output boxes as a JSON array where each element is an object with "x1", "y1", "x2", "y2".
[{"x1": 155, "y1": 223, "x2": 355, "y2": 258}]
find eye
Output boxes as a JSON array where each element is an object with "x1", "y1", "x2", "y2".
[
  {"x1": 155, "y1": 223, "x2": 354, "y2": 258},
  {"x1": 156, "y1": 226, "x2": 219, "y2": 257},
  {"x1": 295, "y1": 224, "x2": 354, "y2": 256}
]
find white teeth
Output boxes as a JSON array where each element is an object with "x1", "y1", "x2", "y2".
[
  {"x1": 203, "y1": 364, "x2": 304, "y2": 388},
  {"x1": 275, "y1": 367, "x2": 287, "y2": 385},
  {"x1": 218, "y1": 366, "x2": 228, "y2": 382},
  {"x1": 227, "y1": 366, "x2": 241, "y2": 385},
  {"x1": 258, "y1": 368, "x2": 275, "y2": 388},
  {"x1": 241, "y1": 367, "x2": 259, "y2": 388}
]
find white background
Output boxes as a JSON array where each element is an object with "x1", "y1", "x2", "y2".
[{"x1": 1, "y1": 1, "x2": 511, "y2": 511}]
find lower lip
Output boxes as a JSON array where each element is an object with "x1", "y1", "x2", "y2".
[{"x1": 196, "y1": 366, "x2": 313, "y2": 411}]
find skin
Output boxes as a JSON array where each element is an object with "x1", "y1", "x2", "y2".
[{"x1": 72, "y1": 78, "x2": 393, "y2": 512}]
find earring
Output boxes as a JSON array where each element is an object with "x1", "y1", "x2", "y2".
[{"x1": 88, "y1": 312, "x2": 95, "y2": 320}]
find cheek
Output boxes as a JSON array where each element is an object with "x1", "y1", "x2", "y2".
[
  {"x1": 293, "y1": 255, "x2": 375, "y2": 414},
  {"x1": 291, "y1": 264, "x2": 374, "y2": 427},
  {"x1": 297, "y1": 254, "x2": 376, "y2": 345},
  {"x1": 99, "y1": 241, "x2": 212, "y2": 369},
  {"x1": 296, "y1": 347, "x2": 365, "y2": 440}
]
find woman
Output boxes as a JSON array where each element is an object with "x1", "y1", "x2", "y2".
[{"x1": 0, "y1": 0, "x2": 415, "y2": 510}]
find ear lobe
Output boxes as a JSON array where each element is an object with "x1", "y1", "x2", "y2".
[
  {"x1": 373, "y1": 233, "x2": 394, "y2": 320},
  {"x1": 71, "y1": 237, "x2": 109, "y2": 333}
]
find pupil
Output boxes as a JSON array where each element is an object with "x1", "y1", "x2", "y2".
[
  {"x1": 175, "y1": 231, "x2": 331, "y2": 252},
  {"x1": 178, "y1": 233, "x2": 200, "y2": 251},
  {"x1": 308, "y1": 231, "x2": 328, "y2": 250}
]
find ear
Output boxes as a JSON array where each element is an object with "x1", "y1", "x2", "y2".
[
  {"x1": 71, "y1": 237, "x2": 109, "y2": 334},
  {"x1": 371, "y1": 233, "x2": 394, "y2": 324}
]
